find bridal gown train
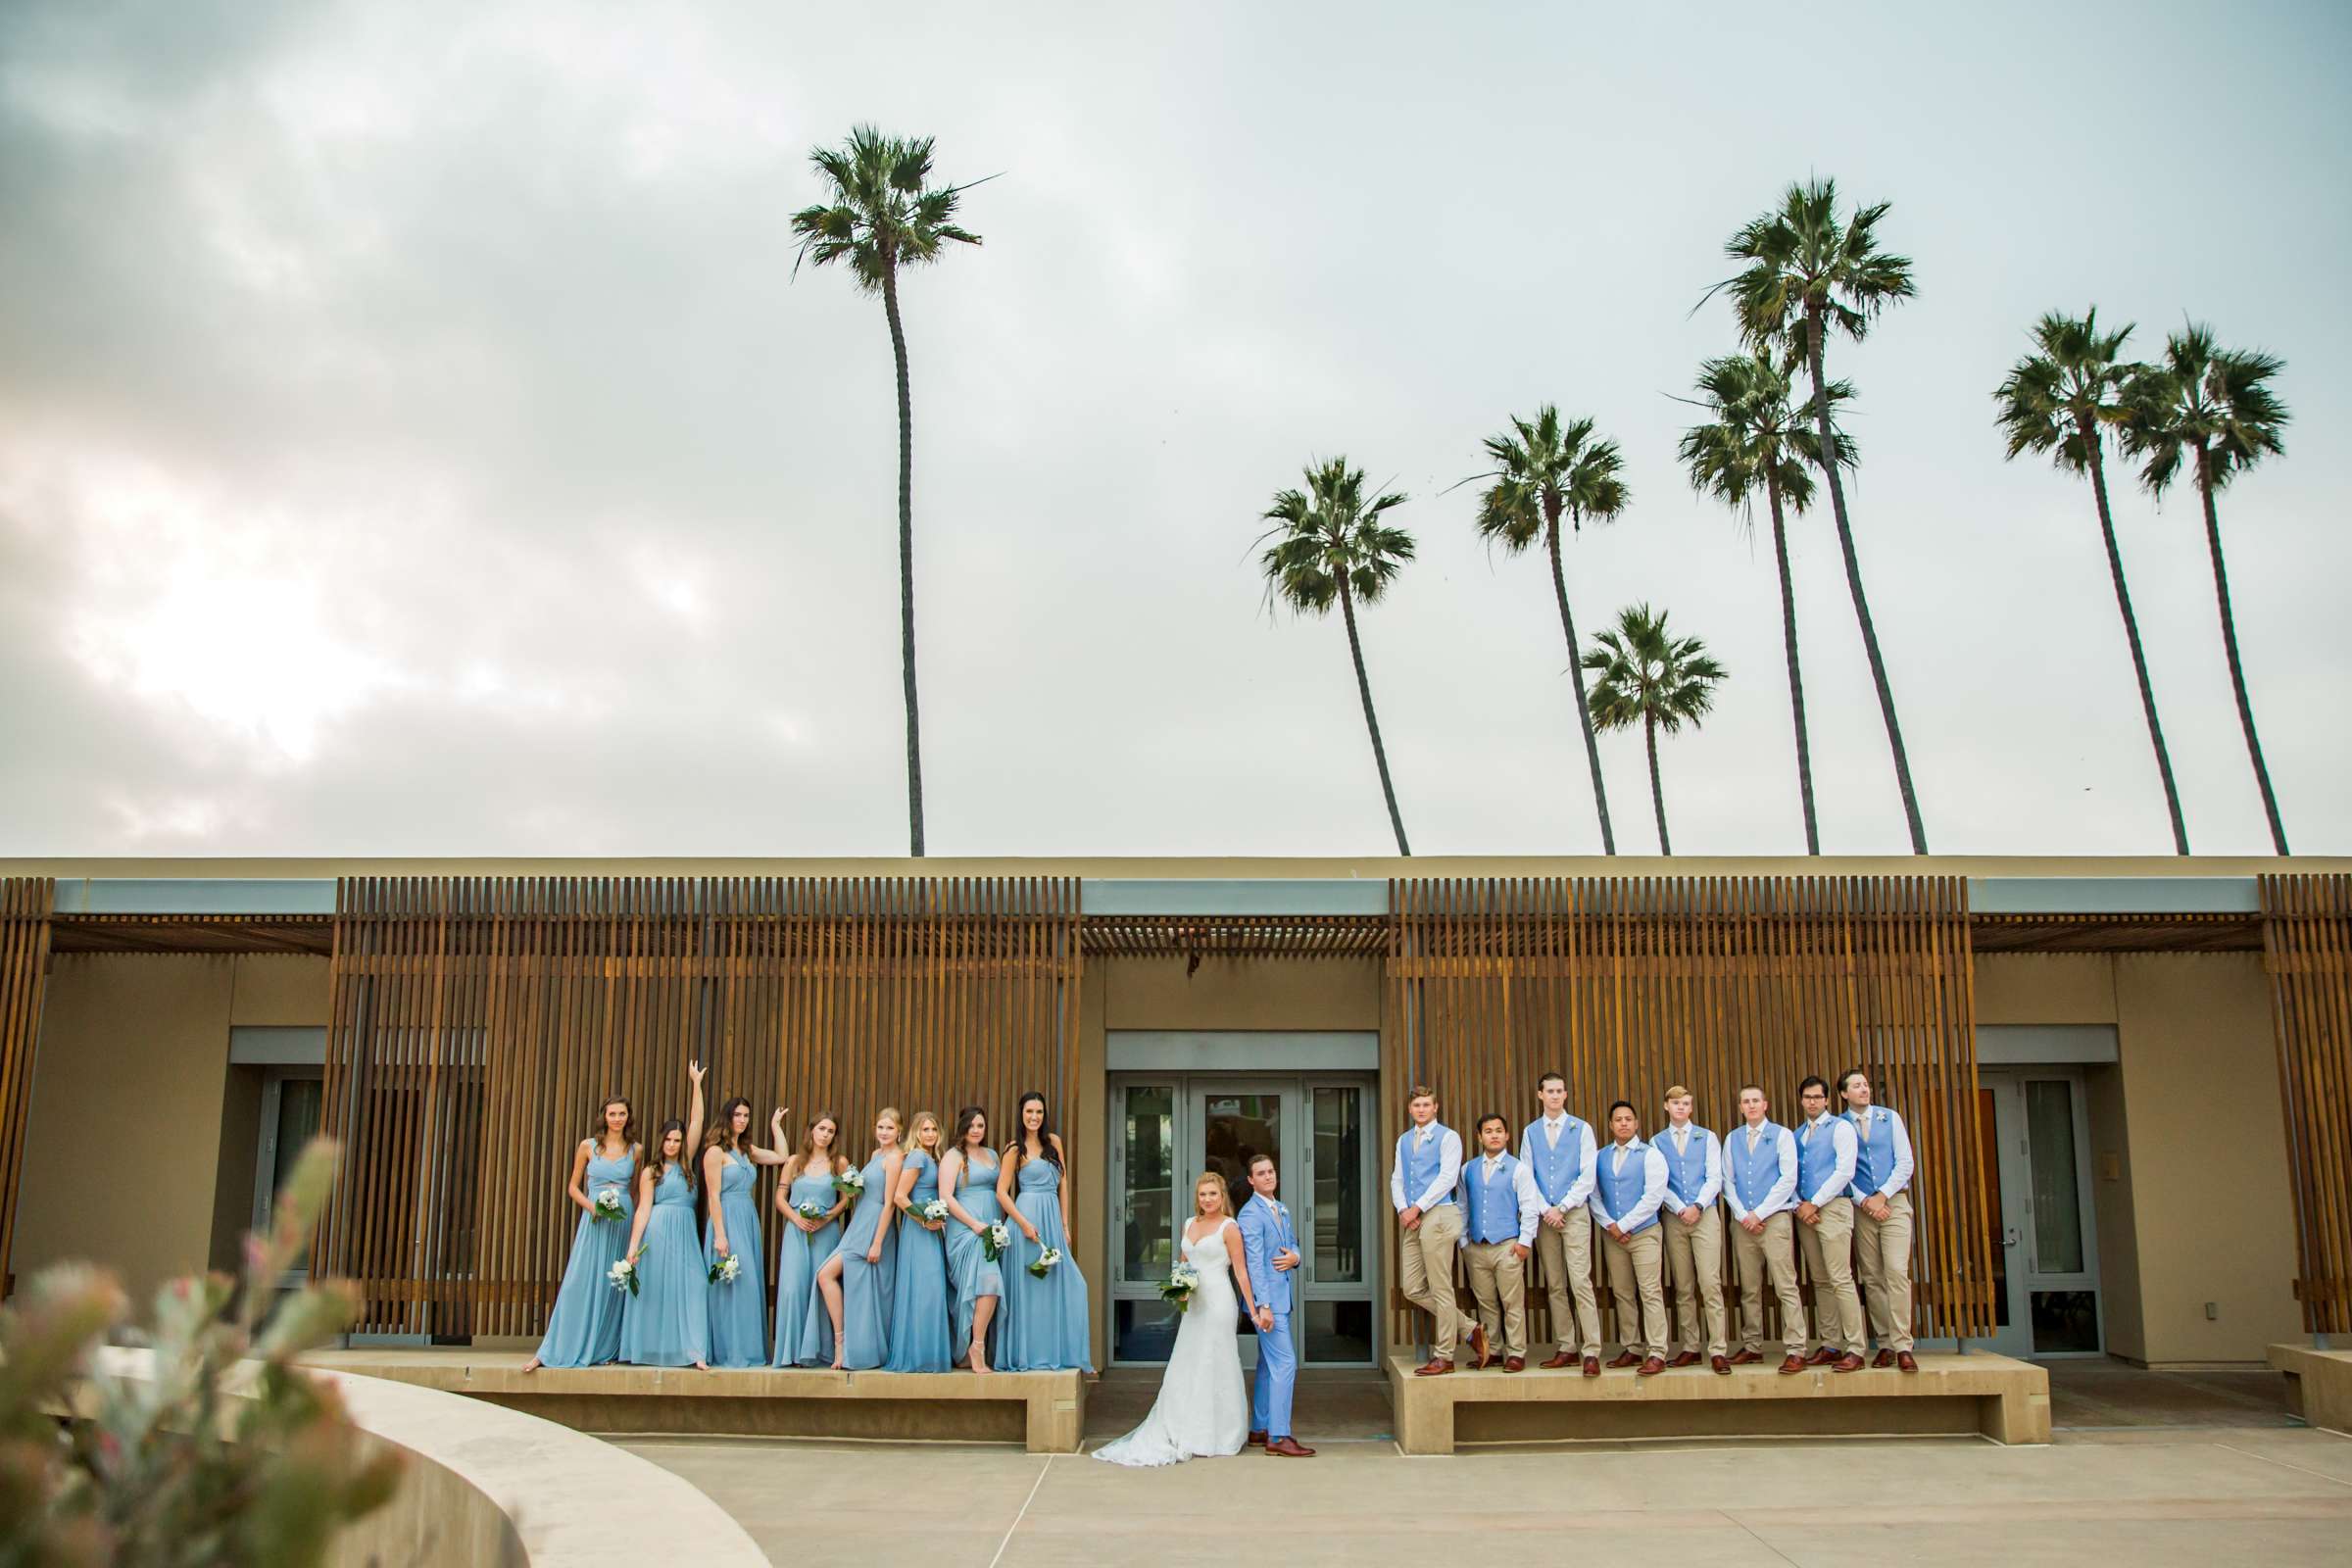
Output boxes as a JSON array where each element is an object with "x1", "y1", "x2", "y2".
[{"x1": 1092, "y1": 1218, "x2": 1249, "y2": 1467}]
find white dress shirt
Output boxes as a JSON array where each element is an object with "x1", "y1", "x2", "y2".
[
  {"x1": 1724, "y1": 1119, "x2": 1799, "y2": 1221},
  {"x1": 1515, "y1": 1114, "x2": 1597, "y2": 1213},
  {"x1": 1799, "y1": 1111, "x2": 1859, "y2": 1209},
  {"x1": 1589, "y1": 1139, "x2": 1669, "y2": 1233},
  {"x1": 1390, "y1": 1122, "x2": 1465, "y2": 1214},
  {"x1": 1661, "y1": 1119, "x2": 1725, "y2": 1211},
  {"x1": 1456, "y1": 1152, "x2": 1544, "y2": 1247},
  {"x1": 1848, "y1": 1105, "x2": 1916, "y2": 1199}
]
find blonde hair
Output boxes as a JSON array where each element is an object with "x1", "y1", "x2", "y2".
[
  {"x1": 872, "y1": 1106, "x2": 905, "y2": 1149},
  {"x1": 1194, "y1": 1172, "x2": 1230, "y2": 1217},
  {"x1": 907, "y1": 1110, "x2": 943, "y2": 1154},
  {"x1": 1663, "y1": 1085, "x2": 1693, "y2": 1103}
]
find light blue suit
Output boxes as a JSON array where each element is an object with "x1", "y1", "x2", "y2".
[{"x1": 1239, "y1": 1193, "x2": 1298, "y2": 1441}]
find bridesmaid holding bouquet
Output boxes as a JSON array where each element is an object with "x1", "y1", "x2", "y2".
[
  {"x1": 883, "y1": 1111, "x2": 954, "y2": 1372},
  {"x1": 810, "y1": 1106, "x2": 905, "y2": 1369},
  {"x1": 939, "y1": 1105, "x2": 1004, "y2": 1373},
  {"x1": 701, "y1": 1097, "x2": 791, "y2": 1369},
  {"x1": 522, "y1": 1092, "x2": 643, "y2": 1371},
  {"x1": 771, "y1": 1113, "x2": 849, "y2": 1367},
  {"x1": 997, "y1": 1092, "x2": 1094, "y2": 1372},
  {"x1": 617, "y1": 1065, "x2": 710, "y2": 1369}
]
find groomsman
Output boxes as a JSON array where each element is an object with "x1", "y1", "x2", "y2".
[
  {"x1": 1724, "y1": 1084, "x2": 1810, "y2": 1373},
  {"x1": 1391, "y1": 1086, "x2": 1469, "y2": 1376},
  {"x1": 1793, "y1": 1075, "x2": 1865, "y2": 1372},
  {"x1": 1655, "y1": 1087, "x2": 1730, "y2": 1374},
  {"x1": 1841, "y1": 1068, "x2": 1920, "y2": 1372},
  {"x1": 1458, "y1": 1114, "x2": 1543, "y2": 1371},
  {"x1": 1591, "y1": 1101, "x2": 1669, "y2": 1375},
  {"x1": 1518, "y1": 1072, "x2": 1603, "y2": 1376}
]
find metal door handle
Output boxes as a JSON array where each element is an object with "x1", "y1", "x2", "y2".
[{"x1": 2002, "y1": 1226, "x2": 2021, "y2": 1248}]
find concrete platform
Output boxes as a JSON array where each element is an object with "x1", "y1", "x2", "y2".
[
  {"x1": 1386, "y1": 1350, "x2": 2049, "y2": 1453},
  {"x1": 302, "y1": 1349, "x2": 1087, "y2": 1453},
  {"x1": 2269, "y1": 1343, "x2": 2352, "y2": 1434}
]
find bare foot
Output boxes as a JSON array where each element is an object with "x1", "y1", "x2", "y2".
[
  {"x1": 971, "y1": 1357, "x2": 991, "y2": 1375},
  {"x1": 520, "y1": 1357, "x2": 542, "y2": 1374},
  {"x1": 692, "y1": 1360, "x2": 710, "y2": 1372}
]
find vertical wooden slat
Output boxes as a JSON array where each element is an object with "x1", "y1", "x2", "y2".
[
  {"x1": 0, "y1": 878, "x2": 56, "y2": 1298},
  {"x1": 2262, "y1": 874, "x2": 2352, "y2": 1336}
]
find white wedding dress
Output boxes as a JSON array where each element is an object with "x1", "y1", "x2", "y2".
[{"x1": 1092, "y1": 1217, "x2": 1249, "y2": 1467}]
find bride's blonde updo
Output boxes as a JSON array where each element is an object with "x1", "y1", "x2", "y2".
[{"x1": 1194, "y1": 1172, "x2": 1229, "y2": 1217}]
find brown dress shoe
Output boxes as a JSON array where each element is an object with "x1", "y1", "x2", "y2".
[
  {"x1": 1727, "y1": 1348, "x2": 1764, "y2": 1366},
  {"x1": 1539, "y1": 1351, "x2": 1575, "y2": 1370},
  {"x1": 1669, "y1": 1350, "x2": 1701, "y2": 1368},
  {"x1": 1266, "y1": 1437, "x2": 1317, "y2": 1457},
  {"x1": 1638, "y1": 1356, "x2": 1666, "y2": 1376},
  {"x1": 1414, "y1": 1358, "x2": 1454, "y2": 1377},
  {"x1": 1777, "y1": 1354, "x2": 1807, "y2": 1375},
  {"x1": 1710, "y1": 1355, "x2": 1731, "y2": 1375},
  {"x1": 1872, "y1": 1348, "x2": 1894, "y2": 1369},
  {"x1": 1247, "y1": 1430, "x2": 1267, "y2": 1446},
  {"x1": 1582, "y1": 1356, "x2": 1602, "y2": 1377},
  {"x1": 1897, "y1": 1351, "x2": 1919, "y2": 1373},
  {"x1": 1467, "y1": 1324, "x2": 1491, "y2": 1368},
  {"x1": 1503, "y1": 1355, "x2": 1525, "y2": 1373},
  {"x1": 1605, "y1": 1350, "x2": 1642, "y2": 1369},
  {"x1": 1832, "y1": 1352, "x2": 1865, "y2": 1373},
  {"x1": 1805, "y1": 1347, "x2": 1839, "y2": 1367}
]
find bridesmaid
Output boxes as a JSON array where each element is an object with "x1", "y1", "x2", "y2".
[
  {"x1": 702, "y1": 1097, "x2": 792, "y2": 1369},
  {"x1": 996, "y1": 1091, "x2": 1094, "y2": 1372},
  {"x1": 939, "y1": 1105, "x2": 1004, "y2": 1374},
  {"x1": 770, "y1": 1112, "x2": 849, "y2": 1368},
  {"x1": 883, "y1": 1111, "x2": 954, "y2": 1372},
  {"x1": 523, "y1": 1092, "x2": 643, "y2": 1371},
  {"x1": 618, "y1": 1065, "x2": 710, "y2": 1368},
  {"x1": 810, "y1": 1106, "x2": 905, "y2": 1369}
]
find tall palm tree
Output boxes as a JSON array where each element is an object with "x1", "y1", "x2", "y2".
[
  {"x1": 1995, "y1": 310, "x2": 2188, "y2": 855},
  {"x1": 1257, "y1": 459, "x2": 1417, "y2": 855},
  {"x1": 792, "y1": 126, "x2": 984, "y2": 857},
  {"x1": 2122, "y1": 323, "x2": 2293, "y2": 854},
  {"x1": 1582, "y1": 605, "x2": 1728, "y2": 856},
  {"x1": 1713, "y1": 177, "x2": 1927, "y2": 853},
  {"x1": 1472, "y1": 407, "x2": 1630, "y2": 854},
  {"x1": 1678, "y1": 353, "x2": 1852, "y2": 855}
]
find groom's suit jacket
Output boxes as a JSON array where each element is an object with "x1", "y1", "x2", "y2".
[{"x1": 1239, "y1": 1194, "x2": 1297, "y2": 1317}]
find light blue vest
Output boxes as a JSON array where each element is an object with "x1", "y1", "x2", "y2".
[
  {"x1": 1848, "y1": 1107, "x2": 1899, "y2": 1199},
  {"x1": 1726, "y1": 1120, "x2": 1788, "y2": 1211},
  {"x1": 1796, "y1": 1116, "x2": 1844, "y2": 1202},
  {"x1": 1593, "y1": 1140, "x2": 1659, "y2": 1236},
  {"x1": 1396, "y1": 1123, "x2": 1456, "y2": 1208},
  {"x1": 1463, "y1": 1153, "x2": 1524, "y2": 1245},
  {"x1": 1656, "y1": 1124, "x2": 1713, "y2": 1208},
  {"x1": 1520, "y1": 1116, "x2": 1591, "y2": 1205}
]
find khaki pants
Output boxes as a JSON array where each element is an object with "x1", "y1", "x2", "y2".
[
  {"x1": 1660, "y1": 1204, "x2": 1729, "y2": 1358},
  {"x1": 1398, "y1": 1202, "x2": 1465, "y2": 1358},
  {"x1": 1796, "y1": 1196, "x2": 1865, "y2": 1355},
  {"x1": 1599, "y1": 1224, "x2": 1668, "y2": 1359},
  {"x1": 1462, "y1": 1240, "x2": 1528, "y2": 1360},
  {"x1": 1729, "y1": 1210, "x2": 1808, "y2": 1358},
  {"x1": 1854, "y1": 1189, "x2": 1916, "y2": 1352},
  {"x1": 1533, "y1": 1207, "x2": 1602, "y2": 1357}
]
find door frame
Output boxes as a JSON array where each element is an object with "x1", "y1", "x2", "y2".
[{"x1": 1981, "y1": 1066, "x2": 2104, "y2": 1358}]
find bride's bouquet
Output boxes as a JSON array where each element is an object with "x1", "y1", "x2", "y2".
[
  {"x1": 832, "y1": 1167, "x2": 865, "y2": 1200},
  {"x1": 1026, "y1": 1246, "x2": 1062, "y2": 1280},
  {"x1": 1158, "y1": 1261, "x2": 1200, "y2": 1311},
  {"x1": 708, "y1": 1252, "x2": 743, "y2": 1287},
  {"x1": 589, "y1": 1189, "x2": 625, "y2": 1224},
  {"x1": 980, "y1": 1222, "x2": 1010, "y2": 1261},
  {"x1": 607, "y1": 1249, "x2": 644, "y2": 1297}
]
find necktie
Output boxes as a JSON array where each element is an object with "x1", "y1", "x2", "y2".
[
  {"x1": 1674, "y1": 1126, "x2": 1688, "y2": 1156},
  {"x1": 1747, "y1": 1127, "x2": 1761, "y2": 1153},
  {"x1": 1613, "y1": 1146, "x2": 1626, "y2": 1178},
  {"x1": 1546, "y1": 1118, "x2": 1561, "y2": 1149}
]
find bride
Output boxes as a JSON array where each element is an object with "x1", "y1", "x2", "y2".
[{"x1": 1093, "y1": 1172, "x2": 1262, "y2": 1466}]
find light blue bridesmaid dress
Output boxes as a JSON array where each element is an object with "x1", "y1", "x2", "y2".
[
  {"x1": 702, "y1": 1148, "x2": 766, "y2": 1367},
  {"x1": 771, "y1": 1163, "x2": 842, "y2": 1367},
  {"x1": 883, "y1": 1150, "x2": 953, "y2": 1372},
  {"x1": 1000, "y1": 1152, "x2": 1094, "y2": 1372},
  {"x1": 618, "y1": 1163, "x2": 710, "y2": 1367},
  {"x1": 805, "y1": 1150, "x2": 898, "y2": 1368},
  {"x1": 532, "y1": 1141, "x2": 637, "y2": 1367},
  {"x1": 943, "y1": 1152, "x2": 1004, "y2": 1369}
]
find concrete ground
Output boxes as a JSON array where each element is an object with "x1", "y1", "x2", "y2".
[{"x1": 613, "y1": 1363, "x2": 2350, "y2": 1566}]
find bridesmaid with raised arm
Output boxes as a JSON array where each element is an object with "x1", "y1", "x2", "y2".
[
  {"x1": 702, "y1": 1097, "x2": 791, "y2": 1369},
  {"x1": 618, "y1": 1062, "x2": 710, "y2": 1369},
  {"x1": 809, "y1": 1106, "x2": 905, "y2": 1369},
  {"x1": 939, "y1": 1105, "x2": 1004, "y2": 1373},
  {"x1": 771, "y1": 1112, "x2": 849, "y2": 1368},
  {"x1": 884, "y1": 1110, "x2": 954, "y2": 1372},
  {"x1": 997, "y1": 1091, "x2": 1094, "y2": 1372},
  {"x1": 522, "y1": 1092, "x2": 642, "y2": 1371}
]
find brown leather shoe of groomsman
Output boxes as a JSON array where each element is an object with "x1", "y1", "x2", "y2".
[
  {"x1": 1728, "y1": 1348, "x2": 1764, "y2": 1366},
  {"x1": 1503, "y1": 1355, "x2": 1525, "y2": 1373},
  {"x1": 1266, "y1": 1437, "x2": 1317, "y2": 1457},
  {"x1": 1414, "y1": 1357, "x2": 1454, "y2": 1377},
  {"x1": 1873, "y1": 1348, "x2": 1895, "y2": 1369},
  {"x1": 1539, "y1": 1351, "x2": 1575, "y2": 1370},
  {"x1": 1710, "y1": 1354, "x2": 1731, "y2": 1375},
  {"x1": 1605, "y1": 1350, "x2": 1642, "y2": 1369},
  {"x1": 1638, "y1": 1356, "x2": 1666, "y2": 1376},
  {"x1": 1897, "y1": 1350, "x2": 1919, "y2": 1372},
  {"x1": 1582, "y1": 1355, "x2": 1601, "y2": 1377},
  {"x1": 1467, "y1": 1323, "x2": 1492, "y2": 1370},
  {"x1": 1831, "y1": 1351, "x2": 1865, "y2": 1373},
  {"x1": 1777, "y1": 1354, "x2": 1807, "y2": 1375},
  {"x1": 1668, "y1": 1350, "x2": 1701, "y2": 1368}
]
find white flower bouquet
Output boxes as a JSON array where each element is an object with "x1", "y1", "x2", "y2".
[
  {"x1": 590, "y1": 1189, "x2": 625, "y2": 1224},
  {"x1": 980, "y1": 1222, "x2": 1010, "y2": 1262},
  {"x1": 914, "y1": 1200, "x2": 950, "y2": 1226},
  {"x1": 1159, "y1": 1261, "x2": 1200, "y2": 1310},
  {"x1": 607, "y1": 1250, "x2": 644, "y2": 1297},
  {"x1": 1026, "y1": 1246, "x2": 1062, "y2": 1280},
  {"x1": 832, "y1": 1168, "x2": 865, "y2": 1199},
  {"x1": 794, "y1": 1200, "x2": 829, "y2": 1222},
  {"x1": 708, "y1": 1252, "x2": 742, "y2": 1286}
]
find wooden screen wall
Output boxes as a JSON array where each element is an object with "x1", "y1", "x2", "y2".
[
  {"x1": 321, "y1": 876, "x2": 1081, "y2": 1337},
  {"x1": 1384, "y1": 876, "x2": 1994, "y2": 1348},
  {"x1": 0, "y1": 878, "x2": 55, "y2": 1298},
  {"x1": 2260, "y1": 873, "x2": 2352, "y2": 1337}
]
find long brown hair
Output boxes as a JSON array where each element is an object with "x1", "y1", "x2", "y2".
[
  {"x1": 643, "y1": 1118, "x2": 694, "y2": 1194},
  {"x1": 703, "y1": 1096, "x2": 753, "y2": 1155},
  {"x1": 590, "y1": 1096, "x2": 636, "y2": 1154},
  {"x1": 784, "y1": 1113, "x2": 841, "y2": 1183}
]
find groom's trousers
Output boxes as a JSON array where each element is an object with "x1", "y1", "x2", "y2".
[
  {"x1": 1251, "y1": 1313, "x2": 1296, "y2": 1440},
  {"x1": 1397, "y1": 1202, "x2": 1464, "y2": 1359}
]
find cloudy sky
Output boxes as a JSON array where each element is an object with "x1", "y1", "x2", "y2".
[{"x1": 3, "y1": 0, "x2": 2346, "y2": 858}]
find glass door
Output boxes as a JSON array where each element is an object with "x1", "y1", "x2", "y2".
[
  {"x1": 1196, "y1": 1080, "x2": 1291, "y2": 1371},
  {"x1": 1982, "y1": 1069, "x2": 2103, "y2": 1357},
  {"x1": 1300, "y1": 1079, "x2": 1376, "y2": 1363},
  {"x1": 1108, "y1": 1077, "x2": 1182, "y2": 1362}
]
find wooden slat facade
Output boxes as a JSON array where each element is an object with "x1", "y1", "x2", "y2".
[
  {"x1": 0, "y1": 879, "x2": 55, "y2": 1298},
  {"x1": 2259, "y1": 873, "x2": 2352, "y2": 1336},
  {"x1": 320, "y1": 876, "x2": 1082, "y2": 1337},
  {"x1": 1383, "y1": 876, "x2": 1995, "y2": 1349}
]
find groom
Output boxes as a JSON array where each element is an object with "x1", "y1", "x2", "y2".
[{"x1": 1240, "y1": 1154, "x2": 1315, "y2": 1458}]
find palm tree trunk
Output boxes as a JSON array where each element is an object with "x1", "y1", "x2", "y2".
[
  {"x1": 1805, "y1": 308, "x2": 1928, "y2": 853},
  {"x1": 2082, "y1": 427, "x2": 2188, "y2": 855},
  {"x1": 880, "y1": 259, "x2": 926, "y2": 858},
  {"x1": 1338, "y1": 581, "x2": 1411, "y2": 856},
  {"x1": 1764, "y1": 473, "x2": 1820, "y2": 855},
  {"x1": 1547, "y1": 514, "x2": 1616, "y2": 854},
  {"x1": 1644, "y1": 711, "x2": 1670, "y2": 855},
  {"x1": 2195, "y1": 446, "x2": 2289, "y2": 854}
]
